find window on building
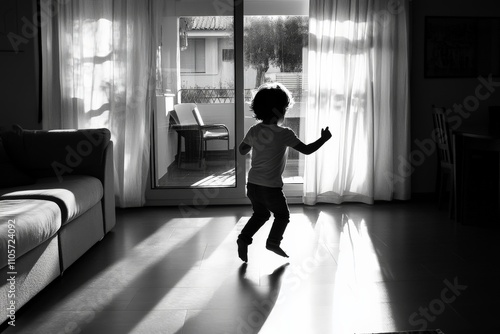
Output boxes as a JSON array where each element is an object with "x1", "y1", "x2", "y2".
[
  {"x1": 222, "y1": 49, "x2": 234, "y2": 62},
  {"x1": 180, "y1": 38, "x2": 206, "y2": 73}
]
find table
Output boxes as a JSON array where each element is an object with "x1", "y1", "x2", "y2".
[
  {"x1": 171, "y1": 124, "x2": 205, "y2": 169},
  {"x1": 453, "y1": 126, "x2": 500, "y2": 225}
]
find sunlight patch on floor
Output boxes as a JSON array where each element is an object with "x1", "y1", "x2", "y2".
[
  {"x1": 191, "y1": 168, "x2": 236, "y2": 187},
  {"x1": 258, "y1": 212, "x2": 338, "y2": 333},
  {"x1": 331, "y1": 215, "x2": 394, "y2": 334}
]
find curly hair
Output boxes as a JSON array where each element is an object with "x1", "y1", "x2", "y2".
[{"x1": 250, "y1": 82, "x2": 294, "y2": 122}]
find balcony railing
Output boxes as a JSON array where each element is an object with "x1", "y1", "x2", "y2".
[{"x1": 178, "y1": 88, "x2": 304, "y2": 104}]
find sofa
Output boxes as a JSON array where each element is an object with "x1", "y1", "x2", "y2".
[{"x1": 0, "y1": 125, "x2": 115, "y2": 324}]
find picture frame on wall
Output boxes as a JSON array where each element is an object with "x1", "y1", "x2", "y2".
[{"x1": 424, "y1": 16, "x2": 500, "y2": 78}]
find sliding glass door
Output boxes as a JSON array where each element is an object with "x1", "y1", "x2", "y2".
[{"x1": 148, "y1": 0, "x2": 308, "y2": 205}]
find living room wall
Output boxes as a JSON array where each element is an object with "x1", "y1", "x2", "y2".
[
  {"x1": 410, "y1": 0, "x2": 500, "y2": 194},
  {"x1": 0, "y1": 0, "x2": 41, "y2": 130}
]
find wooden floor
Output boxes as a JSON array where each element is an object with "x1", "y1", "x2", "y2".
[{"x1": 3, "y1": 199, "x2": 499, "y2": 333}]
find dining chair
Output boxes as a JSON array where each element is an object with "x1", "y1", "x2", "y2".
[
  {"x1": 432, "y1": 105, "x2": 454, "y2": 218},
  {"x1": 172, "y1": 103, "x2": 230, "y2": 168}
]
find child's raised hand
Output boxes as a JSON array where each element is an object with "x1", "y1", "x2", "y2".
[{"x1": 321, "y1": 127, "x2": 332, "y2": 141}]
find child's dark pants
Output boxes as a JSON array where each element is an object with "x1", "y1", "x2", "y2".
[{"x1": 238, "y1": 183, "x2": 290, "y2": 246}]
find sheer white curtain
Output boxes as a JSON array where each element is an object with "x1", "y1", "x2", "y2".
[
  {"x1": 304, "y1": 0, "x2": 410, "y2": 205},
  {"x1": 41, "y1": 0, "x2": 159, "y2": 207}
]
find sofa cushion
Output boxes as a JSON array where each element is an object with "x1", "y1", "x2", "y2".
[
  {"x1": 0, "y1": 175, "x2": 103, "y2": 225},
  {"x1": 0, "y1": 125, "x2": 111, "y2": 181},
  {"x1": 0, "y1": 137, "x2": 35, "y2": 188},
  {"x1": 0, "y1": 199, "x2": 62, "y2": 269}
]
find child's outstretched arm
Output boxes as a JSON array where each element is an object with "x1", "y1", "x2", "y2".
[
  {"x1": 239, "y1": 141, "x2": 251, "y2": 155},
  {"x1": 292, "y1": 127, "x2": 332, "y2": 155}
]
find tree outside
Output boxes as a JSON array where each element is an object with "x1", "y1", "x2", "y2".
[{"x1": 244, "y1": 16, "x2": 308, "y2": 88}]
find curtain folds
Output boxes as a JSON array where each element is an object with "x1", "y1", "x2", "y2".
[
  {"x1": 41, "y1": 0, "x2": 158, "y2": 207},
  {"x1": 304, "y1": 0, "x2": 410, "y2": 205}
]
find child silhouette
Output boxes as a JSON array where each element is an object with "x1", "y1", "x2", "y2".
[{"x1": 237, "y1": 82, "x2": 332, "y2": 262}]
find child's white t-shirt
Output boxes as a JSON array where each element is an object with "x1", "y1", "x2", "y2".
[{"x1": 243, "y1": 123, "x2": 301, "y2": 188}]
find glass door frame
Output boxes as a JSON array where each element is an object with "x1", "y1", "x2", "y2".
[
  {"x1": 146, "y1": 0, "x2": 247, "y2": 206},
  {"x1": 146, "y1": 0, "x2": 308, "y2": 206}
]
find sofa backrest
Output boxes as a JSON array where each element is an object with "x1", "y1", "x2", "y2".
[{"x1": 0, "y1": 125, "x2": 111, "y2": 182}]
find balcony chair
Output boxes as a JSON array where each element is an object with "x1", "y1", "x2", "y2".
[
  {"x1": 171, "y1": 103, "x2": 230, "y2": 168},
  {"x1": 432, "y1": 105, "x2": 454, "y2": 218}
]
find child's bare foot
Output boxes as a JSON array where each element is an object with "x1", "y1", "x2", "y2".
[
  {"x1": 266, "y1": 242, "x2": 289, "y2": 258},
  {"x1": 237, "y1": 239, "x2": 248, "y2": 262}
]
